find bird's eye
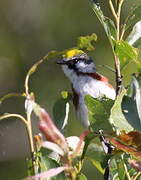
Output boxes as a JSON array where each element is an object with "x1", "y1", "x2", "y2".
[{"x1": 74, "y1": 59, "x2": 78, "y2": 63}]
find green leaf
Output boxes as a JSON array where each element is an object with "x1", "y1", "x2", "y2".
[
  {"x1": 91, "y1": 2, "x2": 116, "y2": 47},
  {"x1": 86, "y1": 143, "x2": 110, "y2": 174},
  {"x1": 109, "y1": 89, "x2": 134, "y2": 132},
  {"x1": 109, "y1": 153, "x2": 127, "y2": 180},
  {"x1": 109, "y1": 153, "x2": 138, "y2": 180},
  {"x1": 126, "y1": 21, "x2": 141, "y2": 48},
  {"x1": 39, "y1": 148, "x2": 67, "y2": 180},
  {"x1": 85, "y1": 95, "x2": 114, "y2": 131},
  {"x1": 77, "y1": 33, "x2": 97, "y2": 51},
  {"x1": 76, "y1": 173, "x2": 87, "y2": 180},
  {"x1": 125, "y1": 4, "x2": 141, "y2": 31},
  {"x1": 53, "y1": 98, "x2": 70, "y2": 130},
  {"x1": 136, "y1": 61, "x2": 141, "y2": 73},
  {"x1": 27, "y1": 158, "x2": 35, "y2": 176},
  {"x1": 121, "y1": 75, "x2": 141, "y2": 131},
  {"x1": 114, "y1": 40, "x2": 139, "y2": 70}
]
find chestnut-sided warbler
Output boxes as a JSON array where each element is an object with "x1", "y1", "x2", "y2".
[{"x1": 57, "y1": 49, "x2": 116, "y2": 127}]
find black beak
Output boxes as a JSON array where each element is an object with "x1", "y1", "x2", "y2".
[{"x1": 57, "y1": 59, "x2": 68, "y2": 65}]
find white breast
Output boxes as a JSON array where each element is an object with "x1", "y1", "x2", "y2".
[
  {"x1": 72, "y1": 75, "x2": 116, "y2": 100},
  {"x1": 74, "y1": 75, "x2": 116, "y2": 127},
  {"x1": 62, "y1": 65, "x2": 116, "y2": 127}
]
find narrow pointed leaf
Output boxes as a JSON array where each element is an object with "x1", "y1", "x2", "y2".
[
  {"x1": 125, "y1": 4, "x2": 141, "y2": 31},
  {"x1": 41, "y1": 141, "x2": 64, "y2": 156},
  {"x1": 53, "y1": 98, "x2": 70, "y2": 130},
  {"x1": 109, "y1": 154, "x2": 127, "y2": 180},
  {"x1": 91, "y1": 2, "x2": 116, "y2": 47},
  {"x1": 33, "y1": 105, "x2": 69, "y2": 152},
  {"x1": 86, "y1": 143, "x2": 109, "y2": 174},
  {"x1": 127, "y1": 21, "x2": 141, "y2": 48},
  {"x1": 109, "y1": 89, "x2": 134, "y2": 132},
  {"x1": 119, "y1": 131, "x2": 141, "y2": 149},
  {"x1": 27, "y1": 166, "x2": 66, "y2": 180},
  {"x1": 108, "y1": 137, "x2": 141, "y2": 161},
  {"x1": 114, "y1": 40, "x2": 138, "y2": 70},
  {"x1": 38, "y1": 148, "x2": 66, "y2": 180},
  {"x1": 121, "y1": 75, "x2": 141, "y2": 131}
]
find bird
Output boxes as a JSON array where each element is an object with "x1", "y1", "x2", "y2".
[{"x1": 57, "y1": 49, "x2": 116, "y2": 128}]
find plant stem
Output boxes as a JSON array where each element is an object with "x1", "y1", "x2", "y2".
[
  {"x1": 132, "y1": 172, "x2": 141, "y2": 180},
  {"x1": 116, "y1": 0, "x2": 124, "y2": 94},
  {"x1": 26, "y1": 112, "x2": 38, "y2": 175},
  {"x1": 120, "y1": 26, "x2": 125, "y2": 40},
  {"x1": 121, "y1": 154, "x2": 131, "y2": 180},
  {"x1": 109, "y1": 0, "x2": 117, "y2": 21},
  {"x1": 0, "y1": 113, "x2": 27, "y2": 125},
  {"x1": 26, "y1": 119, "x2": 35, "y2": 155},
  {"x1": 109, "y1": 0, "x2": 124, "y2": 95},
  {"x1": 116, "y1": 0, "x2": 124, "y2": 40},
  {"x1": 0, "y1": 112, "x2": 37, "y2": 174},
  {"x1": 114, "y1": 55, "x2": 122, "y2": 95}
]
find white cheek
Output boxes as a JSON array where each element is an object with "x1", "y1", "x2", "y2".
[
  {"x1": 62, "y1": 65, "x2": 77, "y2": 83},
  {"x1": 77, "y1": 62, "x2": 86, "y2": 68},
  {"x1": 62, "y1": 65, "x2": 69, "y2": 74},
  {"x1": 76, "y1": 62, "x2": 95, "y2": 73}
]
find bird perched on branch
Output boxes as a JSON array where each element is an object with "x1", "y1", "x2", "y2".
[{"x1": 57, "y1": 49, "x2": 116, "y2": 128}]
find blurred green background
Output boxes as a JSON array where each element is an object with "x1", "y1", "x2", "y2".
[{"x1": 0, "y1": 0, "x2": 140, "y2": 179}]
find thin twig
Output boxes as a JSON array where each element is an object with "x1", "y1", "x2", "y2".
[
  {"x1": 109, "y1": 0, "x2": 117, "y2": 20},
  {"x1": 26, "y1": 113, "x2": 35, "y2": 155},
  {"x1": 116, "y1": 0, "x2": 124, "y2": 40},
  {"x1": 24, "y1": 58, "x2": 45, "y2": 96},
  {"x1": 25, "y1": 97, "x2": 39, "y2": 175},
  {"x1": 120, "y1": 24, "x2": 126, "y2": 40},
  {"x1": 123, "y1": 163, "x2": 131, "y2": 180},
  {"x1": 24, "y1": 51, "x2": 59, "y2": 176},
  {"x1": 121, "y1": 154, "x2": 131, "y2": 180},
  {"x1": 114, "y1": 55, "x2": 122, "y2": 95},
  {"x1": 24, "y1": 51, "x2": 57, "y2": 97},
  {"x1": 132, "y1": 172, "x2": 141, "y2": 180},
  {"x1": 0, "y1": 93, "x2": 24, "y2": 104},
  {"x1": 0, "y1": 113, "x2": 27, "y2": 125},
  {"x1": 26, "y1": 120, "x2": 38, "y2": 175},
  {"x1": 24, "y1": 55, "x2": 48, "y2": 174},
  {"x1": 109, "y1": 0, "x2": 124, "y2": 95},
  {"x1": 0, "y1": 112, "x2": 38, "y2": 174}
]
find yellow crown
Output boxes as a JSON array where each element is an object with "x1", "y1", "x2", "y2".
[{"x1": 64, "y1": 49, "x2": 84, "y2": 59}]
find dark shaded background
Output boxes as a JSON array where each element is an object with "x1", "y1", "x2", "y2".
[{"x1": 0, "y1": 0, "x2": 139, "y2": 179}]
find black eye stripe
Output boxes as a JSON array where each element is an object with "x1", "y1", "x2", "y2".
[
  {"x1": 67, "y1": 58, "x2": 93, "y2": 65},
  {"x1": 71, "y1": 58, "x2": 84, "y2": 62},
  {"x1": 86, "y1": 59, "x2": 93, "y2": 64},
  {"x1": 68, "y1": 59, "x2": 79, "y2": 64}
]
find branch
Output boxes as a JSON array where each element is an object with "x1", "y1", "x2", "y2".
[
  {"x1": 109, "y1": 0, "x2": 124, "y2": 95},
  {"x1": 0, "y1": 113, "x2": 27, "y2": 125}
]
